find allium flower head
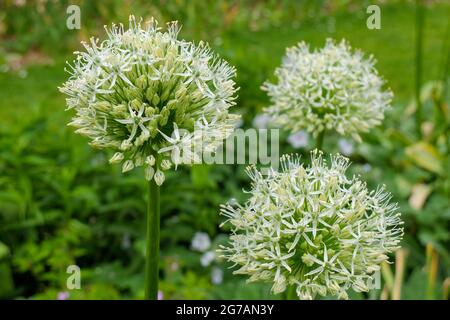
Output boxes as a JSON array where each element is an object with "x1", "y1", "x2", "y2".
[
  {"x1": 262, "y1": 39, "x2": 393, "y2": 142},
  {"x1": 220, "y1": 151, "x2": 403, "y2": 299},
  {"x1": 60, "y1": 16, "x2": 239, "y2": 185}
]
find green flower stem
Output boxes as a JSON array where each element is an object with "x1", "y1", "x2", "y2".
[
  {"x1": 415, "y1": 0, "x2": 425, "y2": 138},
  {"x1": 316, "y1": 130, "x2": 325, "y2": 150},
  {"x1": 426, "y1": 244, "x2": 438, "y2": 300},
  {"x1": 286, "y1": 285, "x2": 297, "y2": 300},
  {"x1": 145, "y1": 176, "x2": 160, "y2": 300}
]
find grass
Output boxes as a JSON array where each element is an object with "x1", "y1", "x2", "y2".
[
  {"x1": 216, "y1": 2, "x2": 449, "y2": 110},
  {"x1": 0, "y1": 2, "x2": 448, "y2": 123}
]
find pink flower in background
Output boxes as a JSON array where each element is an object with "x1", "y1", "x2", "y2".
[
  {"x1": 14, "y1": 0, "x2": 26, "y2": 7},
  {"x1": 170, "y1": 261, "x2": 179, "y2": 272},
  {"x1": 287, "y1": 131, "x2": 309, "y2": 149},
  {"x1": 157, "y1": 291, "x2": 164, "y2": 300},
  {"x1": 57, "y1": 291, "x2": 70, "y2": 300},
  {"x1": 252, "y1": 114, "x2": 272, "y2": 129}
]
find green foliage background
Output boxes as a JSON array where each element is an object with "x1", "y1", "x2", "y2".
[{"x1": 0, "y1": 0, "x2": 448, "y2": 299}]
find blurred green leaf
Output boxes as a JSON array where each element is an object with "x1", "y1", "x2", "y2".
[{"x1": 405, "y1": 142, "x2": 444, "y2": 175}]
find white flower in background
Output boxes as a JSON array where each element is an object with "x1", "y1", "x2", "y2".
[
  {"x1": 362, "y1": 163, "x2": 372, "y2": 173},
  {"x1": 287, "y1": 131, "x2": 309, "y2": 149},
  {"x1": 338, "y1": 138, "x2": 354, "y2": 156},
  {"x1": 234, "y1": 117, "x2": 244, "y2": 128},
  {"x1": 201, "y1": 251, "x2": 216, "y2": 267},
  {"x1": 191, "y1": 232, "x2": 211, "y2": 252},
  {"x1": 219, "y1": 150, "x2": 403, "y2": 299},
  {"x1": 121, "y1": 233, "x2": 131, "y2": 250},
  {"x1": 211, "y1": 267, "x2": 224, "y2": 285},
  {"x1": 60, "y1": 16, "x2": 239, "y2": 185},
  {"x1": 262, "y1": 39, "x2": 393, "y2": 142},
  {"x1": 252, "y1": 114, "x2": 272, "y2": 129}
]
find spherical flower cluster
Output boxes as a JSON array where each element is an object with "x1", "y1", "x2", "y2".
[
  {"x1": 262, "y1": 39, "x2": 393, "y2": 142},
  {"x1": 219, "y1": 151, "x2": 403, "y2": 299},
  {"x1": 60, "y1": 16, "x2": 239, "y2": 185}
]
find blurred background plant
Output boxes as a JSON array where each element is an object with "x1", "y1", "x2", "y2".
[{"x1": 0, "y1": 0, "x2": 448, "y2": 299}]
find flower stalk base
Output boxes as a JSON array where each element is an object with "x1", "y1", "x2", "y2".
[{"x1": 145, "y1": 178, "x2": 160, "y2": 300}]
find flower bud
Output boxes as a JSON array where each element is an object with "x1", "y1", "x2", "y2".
[
  {"x1": 154, "y1": 170, "x2": 165, "y2": 186},
  {"x1": 130, "y1": 99, "x2": 141, "y2": 111},
  {"x1": 145, "y1": 155, "x2": 156, "y2": 166},
  {"x1": 145, "y1": 166, "x2": 155, "y2": 181},
  {"x1": 122, "y1": 160, "x2": 134, "y2": 173},
  {"x1": 152, "y1": 93, "x2": 160, "y2": 106},
  {"x1": 161, "y1": 159, "x2": 172, "y2": 170},
  {"x1": 109, "y1": 152, "x2": 124, "y2": 164},
  {"x1": 92, "y1": 101, "x2": 111, "y2": 112},
  {"x1": 136, "y1": 74, "x2": 147, "y2": 89},
  {"x1": 120, "y1": 140, "x2": 132, "y2": 151}
]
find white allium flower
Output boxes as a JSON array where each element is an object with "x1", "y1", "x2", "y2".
[
  {"x1": 338, "y1": 138, "x2": 354, "y2": 156},
  {"x1": 219, "y1": 151, "x2": 403, "y2": 299},
  {"x1": 191, "y1": 232, "x2": 211, "y2": 252},
  {"x1": 262, "y1": 39, "x2": 393, "y2": 142},
  {"x1": 60, "y1": 16, "x2": 239, "y2": 185},
  {"x1": 287, "y1": 131, "x2": 309, "y2": 149}
]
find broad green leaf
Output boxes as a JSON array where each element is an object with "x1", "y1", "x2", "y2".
[
  {"x1": 0, "y1": 242, "x2": 9, "y2": 260},
  {"x1": 405, "y1": 142, "x2": 443, "y2": 175},
  {"x1": 409, "y1": 183, "x2": 433, "y2": 210}
]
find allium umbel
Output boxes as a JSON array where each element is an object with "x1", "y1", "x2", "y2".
[
  {"x1": 220, "y1": 151, "x2": 403, "y2": 299},
  {"x1": 262, "y1": 39, "x2": 393, "y2": 142},
  {"x1": 60, "y1": 16, "x2": 239, "y2": 185}
]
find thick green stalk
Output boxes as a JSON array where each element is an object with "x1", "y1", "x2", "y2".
[
  {"x1": 392, "y1": 249, "x2": 407, "y2": 300},
  {"x1": 316, "y1": 130, "x2": 325, "y2": 150},
  {"x1": 426, "y1": 244, "x2": 438, "y2": 300},
  {"x1": 144, "y1": 178, "x2": 160, "y2": 300},
  {"x1": 286, "y1": 285, "x2": 297, "y2": 300}
]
